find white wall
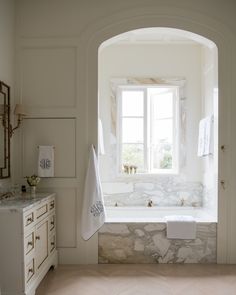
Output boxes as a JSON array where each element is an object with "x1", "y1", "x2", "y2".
[
  {"x1": 0, "y1": 0, "x2": 15, "y2": 189},
  {"x1": 14, "y1": 0, "x2": 236, "y2": 263},
  {"x1": 99, "y1": 43, "x2": 202, "y2": 183},
  {"x1": 201, "y1": 45, "x2": 218, "y2": 218},
  {"x1": 0, "y1": 0, "x2": 15, "y2": 84}
]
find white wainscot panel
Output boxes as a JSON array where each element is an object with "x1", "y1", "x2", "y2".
[
  {"x1": 22, "y1": 118, "x2": 76, "y2": 177},
  {"x1": 21, "y1": 47, "x2": 76, "y2": 108},
  {"x1": 55, "y1": 188, "x2": 77, "y2": 248},
  {"x1": 44, "y1": 187, "x2": 77, "y2": 248}
]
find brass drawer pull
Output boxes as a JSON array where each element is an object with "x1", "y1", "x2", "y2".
[
  {"x1": 50, "y1": 203, "x2": 55, "y2": 209},
  {"x1": 35, "y1": 236, "x2": 40, "y2": 241},
  {"x1": 27, "y1": 217, "x2": 33, "y2": 222},
  {"x1": 51, "y1": 221, "x2": 54, "y2": 225},
  {"x1": 51, "y1": 242, "x2": 55, "y2": 246},
  {"x1": 27, "y1": 241, "x2": 33, "y2": 246},
  {"x1": 28, "y1": 268, "x2": 33, "y2": 273}
]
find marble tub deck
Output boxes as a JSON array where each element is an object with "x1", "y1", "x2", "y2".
[
  {"x1": 99, "y1": 223, "x2": 216, "y2": 264},
  {"x1": 36, "y1": 264, "x2": 236, "y2": 295}
]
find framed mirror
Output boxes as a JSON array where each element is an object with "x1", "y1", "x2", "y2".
[{"x1": 0, "y1": 81, "x2": 10, "y2": 178}]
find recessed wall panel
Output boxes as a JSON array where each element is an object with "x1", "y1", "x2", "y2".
[
  {"x1": 42, "y1": 187, "x2": 77, "y2": 248},
  {"x1": 55, "y1": 188, "x2": 77, "y2": 248},
  {"x1": 21, "y1": 47, "x2": 76, "y2": 108},
  {"x1": 22, "y1": 118, "x2": 76, "y2": 177}
]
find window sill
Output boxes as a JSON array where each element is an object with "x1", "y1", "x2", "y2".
[{"x1": 115, "y1": 171, "x2": 179, "y2": 181}]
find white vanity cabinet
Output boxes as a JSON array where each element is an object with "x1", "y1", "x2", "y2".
[{"x1": 0, "y1": 193, "x2": 58, "y2": 295}]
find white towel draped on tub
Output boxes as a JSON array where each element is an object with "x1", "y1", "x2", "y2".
[
  {"x1": 38, "y1": 145, "x2": 54, "y2": 177},
  {"x1": 165, "y1": 215, "x2": 196, "y2": 239},
  {"x1": 81, "y1": 145, "x2": 106, "y2": 241}
]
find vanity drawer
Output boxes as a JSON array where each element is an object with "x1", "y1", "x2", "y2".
[
  {"x1": 25, "y1": 231, "x2": 35, "y2": 256},
  {"x1": 24, "y1": 211, "x2": 34, "y2": 227},
  {"x1": 25, "y1": 258, "x2": 35, "y2": 283},
  {"x1": 36, "y1": 203, "x2": 48, "y2": 220}
]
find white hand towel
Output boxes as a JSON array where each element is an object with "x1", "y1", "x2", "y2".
[
  {"x1": 198, "y1": 115, "x2": 213, "y2": 157},
  {"x1": 38, "y1": 145, "x2": 54, "y2": 177},
  {"x1": 81, "y1": 145, "x2": 106, "y2": 241},
  {"x1": 165, "y1": 215, "x2": 196, "y2": 239}
]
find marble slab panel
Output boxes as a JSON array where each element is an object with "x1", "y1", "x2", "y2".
[
  {"x1": 104, "y1": 180, "x2": 203, "y2": 207},
  {"x1": 98, "y1": 223, "x2": 216, "y2": 264}
]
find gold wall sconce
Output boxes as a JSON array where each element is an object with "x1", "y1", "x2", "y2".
[{"x1": 9, "y1": 104, "x2": 26, "y2": 137}]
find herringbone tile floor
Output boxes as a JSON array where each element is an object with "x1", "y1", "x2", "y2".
[{"x1": 36, "y1": 264, "x2": 236, "y2": 295}]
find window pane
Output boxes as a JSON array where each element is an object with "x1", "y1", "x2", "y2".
[
  {"x1": 150, "y1": 116, "x2": 173, "y2": 170},
  {"x1": 122, "y1": 118, "x2": 143, "y2": 143},
  {"x1": 151, "y1": 143, "x2": 173, "y2": 170},
  {"x1": 149, "y1": 88, "x2": 173, "y2": 119},
  {"x1": 122, "y1": 144, "x2": 144, "y2": 172},
  {"x1": 122, "y1": 90, "x2": 144, "y2": 116},
  {"x1": 152, "y1": 119, "x2": 173, "y2": 144}
]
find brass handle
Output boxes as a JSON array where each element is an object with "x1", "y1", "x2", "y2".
[
  {"x1": 35, "y1": 236, "x2": 40, "y2": 241},
  {"x1": 220, "y1": 180, "x2": 226, "y2": 189},
  {"x1": 51, "y1": 242, "x2": 55, "y2": 246},
  {"x1": 27, "y1": 217, "x2": 33, "y2": 222},
  {"x1": 221, "y1": 145, "x2": 226, "y2": 151},
  {"x1": 28, "y1": 268, "x2": 33, "y2": 273},
  {"x1": 50, "y1": 202, "x2": 55, "y2": 209},
  {"x1": 51, "y1": 221, "x2": 54, "y2": 225},
  {"x1": 27, "y1": 241, "x2": 33, "y2": 246}
]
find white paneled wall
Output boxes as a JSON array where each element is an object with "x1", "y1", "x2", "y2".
[
  {"x1": 0, "y1": 0, "x2": 15, "y2": 192},
  {"x1": 15, "y1": 38, "x2": 87, "y2": 264},
  {"x1": 54, "y1": 187, "x2": 77, "y2": 248},
  {"x1": 21, "y1": 47, "x2": 77, "y2": 108},
  {"x1": 22, "y1": 118, "x2": 76, "y2": 177}
]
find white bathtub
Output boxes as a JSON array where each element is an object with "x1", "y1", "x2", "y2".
[{"x1": 105, "y1": 206, "x2": 217, "y2": 223}]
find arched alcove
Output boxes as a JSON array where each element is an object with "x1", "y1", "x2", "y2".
[
  {"x1": 97, "y1": 27, "x2": 219, "y2": 263},
  {"x1": 77, "y1": 5, "x2": 234, "y2": 263}
]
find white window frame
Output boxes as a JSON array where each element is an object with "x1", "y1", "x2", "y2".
[{"x1": 117, "y1": 84, "x2": 180, "y2": 175}]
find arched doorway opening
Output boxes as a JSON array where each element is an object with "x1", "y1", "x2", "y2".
[
  {"x1": 97, "y1": 27, "x2": 219, "y2": 263},
  {"x1": 80, "y1": 7, "x2": 233, "y2": 263}
]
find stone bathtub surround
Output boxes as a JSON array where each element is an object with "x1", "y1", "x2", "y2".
[
  {"x1": 98, "y1": 223, "x2": 216, "y2": 264},
  {"x1": 102, "y1": 179, "x2": 203, "y2": 207}
]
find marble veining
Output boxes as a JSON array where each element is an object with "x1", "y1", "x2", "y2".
[
  {"x1": 98, "y1": 222, "x2": 216, "y2": 264},
  {"x1": 103, "y1": 179, "x2": 203, "y2": 207},
  {"x1": 0, "y1": 192, "x2": 55, "y2": 211}
]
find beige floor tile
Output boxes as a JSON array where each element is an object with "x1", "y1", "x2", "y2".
[{"x1": 36, "y1": 264, "x2": 236, "y2": 295}]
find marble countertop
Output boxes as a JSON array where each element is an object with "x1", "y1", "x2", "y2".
[{"x1": 0, "y1": 192, "x2": 55, "y2": 212}]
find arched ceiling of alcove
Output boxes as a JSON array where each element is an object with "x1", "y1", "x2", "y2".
[{"x1": 100, "y1": 27, "x2": 216, "y2": 51}]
